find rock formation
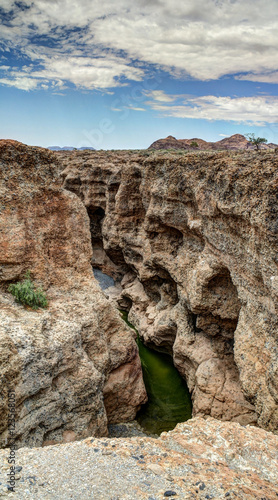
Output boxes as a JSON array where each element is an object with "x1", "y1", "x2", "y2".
[
  {"x1": 61, "y1": 148, "x2": 278, "y2": 433},
  {"x1": 148, "y1": 133, "x2": 278, "y2": 151},
  {"x1": 0, "y1": 140, "x2": 147, "y2": 448},
  {"x1": 48, "y1": 146, "x2": 95, "y2": 151},
  {"x1": 1, "y1": 140, "x2": 278, "y2": 452},
  {"x1": 1, "y1": 417, "x2": 278, "y2": 498}
]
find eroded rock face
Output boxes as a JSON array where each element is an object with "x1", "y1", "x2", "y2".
[
  {"x1": 61, "y1": 149, "x2": 278, "y2": 432},
  {"x1": 0, "y1": 141, "x2": 147, "y2": 448}
]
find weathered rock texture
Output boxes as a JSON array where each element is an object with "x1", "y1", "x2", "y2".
[
  {"x1": 1, "y1": 417, "x2": 278, "y2": 499},
  {"x1": 0, "y1": 140, "x2": 147, "y2": 448},
  {"x1": 61, "y1": 149, "x2": 278, "y2": 432}
]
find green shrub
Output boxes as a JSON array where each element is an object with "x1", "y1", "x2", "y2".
[
  {"x1": 8, "y1": 271, "x2": 48, "y2": 310},
  {"x1": 245, "y1": 133, "x2": 267, "y2": 151}
]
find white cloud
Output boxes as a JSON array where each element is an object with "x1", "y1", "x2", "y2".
[
  {"x1": 33, "y1": 55, "x2": 144, "y2": 89},
  {"x1": 144, "y1": 90, "x2": 176, "y2": 103},
  {"x1": 236, "y1": 72, "x2": 278, "y2": 84},
  {"x1": 145, "y1": 94, "x2": 278, "y2": 125},
  {"x1": 126, "y1": 106, "x2": 146, "y2": 111},
  {"x1": 0, "y1": 0, "x2": 278, "y2": 90},
  {"x1": 0, "y1": 53, "x2": 144, "y2": 91},
  {"x1": 90, "y1": 0, "x2": 278, "y2": 80},
  {"x1": 0, "y1": 76, "x2": 39, "y2": 90}
]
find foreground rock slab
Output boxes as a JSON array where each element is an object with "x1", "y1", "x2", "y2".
[{"x1": 0, "y1": 418, "x2": 277, "y2": 499}]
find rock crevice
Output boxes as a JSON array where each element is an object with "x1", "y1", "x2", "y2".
[{"x1": 62, "y1": 149, "x2": 278, "y2": 432}]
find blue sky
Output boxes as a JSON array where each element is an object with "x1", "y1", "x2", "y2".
[{"x1": 0, "y1": 0, "x2": 278, "y2": 149}]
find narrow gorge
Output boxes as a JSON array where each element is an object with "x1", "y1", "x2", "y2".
[
  {"x1": 1, "y1": 141, "x2": 278, "y2": 498},
  {"x1": 61, "y1": 148, "x2": 278, "y2": 434}
]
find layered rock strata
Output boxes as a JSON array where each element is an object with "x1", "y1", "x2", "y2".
[
  {"x1": 61, "y1": 149, "x2": 278, "y2": 432},
  {"x1": 0, "y1": 141, "x2": 147, "y2": 448}
]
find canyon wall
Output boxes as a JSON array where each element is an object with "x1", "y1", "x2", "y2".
[
  {"x1": 0, "y1": 141, "x2": 147, "y2": 448},
  {"x1": 62, "y1": 149, "x2": 278, "y2": 432}
]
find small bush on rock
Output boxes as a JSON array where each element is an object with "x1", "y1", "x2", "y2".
[{"x1": 8, "y1": 271, "x2": 48, "y2": 310}]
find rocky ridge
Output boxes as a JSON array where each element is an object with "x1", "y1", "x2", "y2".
[
  {"x1": 61, "y1": 148, "x2": 278, "y2": 433},
  {"x1": 0, "y1": 140, "x2": 147, "y2": 448},
  {"x1": 148, "y1": 133, "x2": 278, "y2": 151}
]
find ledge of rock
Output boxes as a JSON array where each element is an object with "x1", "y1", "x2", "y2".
[
  {"x1": 0, "y1": 141, "x2": 147, "y2": 448},
  {"x1": 61, "y1": 149, "x2": 278, "y2": 432},
  {"x1": 0, "y1": 417, "x2": 277, "y2": 499}
]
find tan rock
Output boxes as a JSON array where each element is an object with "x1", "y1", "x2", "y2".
[
  {"x1": 0, "y1": 141, "x2": 147, "y2": 448},
  {"x1": 0, "y1": 417, "x2": 277, "y2": 498},
  {"x1": 61, "y1": 148, "x2": 278, "y2": 432}
]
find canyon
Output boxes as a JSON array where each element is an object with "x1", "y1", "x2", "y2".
[
  {"x1": 60, "y1": 147, "x2": 278, "y2": 434},
  {"x1": 0, "y1": 141, "x2": 278, "y2": 497}
]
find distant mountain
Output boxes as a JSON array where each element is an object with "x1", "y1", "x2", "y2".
[
  {"x1": 47, "y1": 146, "x2": 95, "y2": 151},
  {"x1": 148, "y1": 134, "x2": 277, "y2": 151}
]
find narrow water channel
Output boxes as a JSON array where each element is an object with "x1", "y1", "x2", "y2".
[
  {"x1": 120, "y1": 311, "x2": 192, "y2": 435},
  {"x1": 93, "y1": 268, "x2": 192, "y2": 435}
]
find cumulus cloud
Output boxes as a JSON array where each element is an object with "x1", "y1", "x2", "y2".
[
  {"x1": 0, "y1": 52, "x2": 144, "y2": 90},
  {"x1": 33, "y1": 55, "x2": 144, "y2": 89},
  {"x1": 0, "y1": 0, "x2": 277, "y2": 90},
  {"x1": 145, "y1": 94, "x2": 278, "y2": 125}
]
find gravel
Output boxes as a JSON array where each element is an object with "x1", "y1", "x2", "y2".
[{"x1": 1, "y1": 418, "x2": 278, "y2": 500}]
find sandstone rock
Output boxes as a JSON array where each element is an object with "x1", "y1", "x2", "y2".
[
  {"x1": 61, "y1": 149, "x2": 278, "y2": 432},
  {"x1": 0, "y1": 140, "x2": 147, "y2": 448}
]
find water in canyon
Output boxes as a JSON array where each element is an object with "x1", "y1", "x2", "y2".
[{"x1": 93, "y1": 268, "x2": 192, "y2": 435}]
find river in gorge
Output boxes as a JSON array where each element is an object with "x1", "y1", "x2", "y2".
[{"x1": 93, "y1": 268, "x2": 192, "y2": 435}]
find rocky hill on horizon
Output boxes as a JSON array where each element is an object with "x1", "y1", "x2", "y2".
[
  {"x1": 48, "y1": 145, "x2": 95, "y2": 151},
  {"x1": 149, "y1": 133, "x2": 278, "y2": 151}
]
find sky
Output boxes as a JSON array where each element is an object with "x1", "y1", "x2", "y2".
[{"x1": 0, "y1": 0, "x2": 278, "y2": 149}]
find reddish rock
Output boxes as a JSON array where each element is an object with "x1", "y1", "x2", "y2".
[
  {"x1": 61, "y1": 148, "x2": 278, "y2": 433},
  {"x1": 0, "y1": 140, "x2": 147, "y2": 448},
  {"x1": 148, "y1": 133, "x2": 277, "y2": 151}
]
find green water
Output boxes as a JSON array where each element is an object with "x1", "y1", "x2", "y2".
[{"x1": 120, "y1": 311, "x2": 192, "y2": 435}]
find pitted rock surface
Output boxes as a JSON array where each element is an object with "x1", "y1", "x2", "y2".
[
  {"x1": 0, "y1": 417, "x2": 277, "y2": 499},
  {"x1": 61, "y1": 148, "x2": 278, "y2": 432},
  {"x1": 0, "y1": 141, "x2": 147, "y2": 448}
]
